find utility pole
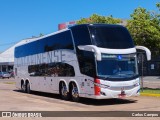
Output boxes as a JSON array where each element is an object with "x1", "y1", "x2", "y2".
[{"x1": 141, "y1": 53, "x2": 144, "y2": 92}]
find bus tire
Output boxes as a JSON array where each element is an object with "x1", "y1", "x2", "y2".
[
  {"x1": 21, "y1": 81, "x2": 26, "y2": 93},
  {"x1": 59, "y1": 82, "x2": 69, "y2": 100},
  {"x1": 71, "y1": 82, "x2": 79, "y2": 102},
  {"x1": 26, "y1": 82, "x2": 31, "y2": 94}
]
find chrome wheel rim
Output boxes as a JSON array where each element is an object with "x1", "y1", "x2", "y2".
[
  {"x1": 22, "y1": 83, "x2": 25, "y2": 91},
  {"x1": 61, "y1": 84, "x2": 68, "y2": 97},
  {"x1": 72, "y1": 87, "x2": 79, "y2": 98}
]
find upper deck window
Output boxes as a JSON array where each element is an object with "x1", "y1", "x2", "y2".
[
  {"x1": 88, "y1": 25, "x2": 134, "y2": 49},
  {"x1": 15, "y1": 30, "x2": 74, "y2": 58},
  {"x1": 71, "y1": 25, "x2": 91, "y2": 48}
]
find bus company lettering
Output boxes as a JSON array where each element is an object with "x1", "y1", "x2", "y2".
[{"x1": 15, "y1": 50, "x2": 66, "y2": 66}]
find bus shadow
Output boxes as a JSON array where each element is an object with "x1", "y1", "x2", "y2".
[
  {"x1": 79, "y1": 98, "x2": 137, "y2": 106},
  {"x1": 13, "y1": 90, "x2": 61, "y2": 99},
  {"x1": 14, "y1": 90, "x2": 137, "y2": 106}
]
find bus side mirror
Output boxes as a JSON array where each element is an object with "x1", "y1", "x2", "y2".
[
  {"x1": 135, "y1": 46, "x2": 151, "y2": 61},
  {"x1": 78, "y1": 45, "x2": 102, "y2": 61}
]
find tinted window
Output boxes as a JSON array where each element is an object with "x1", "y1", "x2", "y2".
[
  {"x1": 71, "y1": 25, "x2": 91, "y2": 48},
  {"x1": 28, "y1": 62, "x2": 75, "y2": 77},
  {"x1": 15, "y1": 30, "x2": 73, "y2": 58},
  {"x1": 70, "y1": 25, "x2": 96, "y2": 77},
  {"x1": 15, "y1": 40, "x2": 40, "y2": 58},
  {"x1": 89, "y1": 25, "x2": 134, "y2": 49},
  {"x1": 77, "y1": 51, "x2": 96, "y2": 77},
  {"x1": 44, "y1": 30, "x2": 74, "y2": 52}
]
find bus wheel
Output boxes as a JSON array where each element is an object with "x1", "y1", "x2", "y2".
[
  {"x1": 71, "y1": 83, "x2": 79, "y2": 102},
  {"x1": 60, "y1": 82, "x2": 69, "y2": 100},
  {"x1": 21, "y1": 82, "x2": 26, "y2": 92},
  {"x1": 26, "y1": 82, "x2": 31, "y2": 94}
]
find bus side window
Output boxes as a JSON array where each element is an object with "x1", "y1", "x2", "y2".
[
  {"x1": 44, "y1": 30, "x2": 74, "y2": 52},
  {"x1": 78, "y1": 51, "x2": 96, "y2": 77},
  {"x1": 28, "y1": 63, "x2": 75, "y2": 77}
]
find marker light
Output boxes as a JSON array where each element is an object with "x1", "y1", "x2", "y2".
[
  {"x1": 94, "y1": 78, "x2": 100, "y2": 95},
  {"x1": 117, "y1": 55, "x2": 122, "y2": 60}
]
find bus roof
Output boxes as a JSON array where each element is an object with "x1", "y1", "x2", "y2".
[{"x1": 69, "y1": 23, "x2": 124, "y2": 29}]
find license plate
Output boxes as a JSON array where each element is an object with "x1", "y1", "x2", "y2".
[
  {"x1": 118, "y1": 94, "x2": 126, "y2": 98},
  {"x1": 118, "y1": 90, "x2": 126, "y2": 98}
]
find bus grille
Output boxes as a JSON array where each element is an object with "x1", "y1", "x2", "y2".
[{"x1": 108, "y1": 85, "x2": 136, "y2": 91}]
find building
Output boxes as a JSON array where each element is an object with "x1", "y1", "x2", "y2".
[{"x1": 58, "y1": 21, "x2": 76, "y2": 30}]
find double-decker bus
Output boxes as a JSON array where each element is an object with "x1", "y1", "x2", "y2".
[{"x1": 14, "y1": 24, "x2": 151, "y2": 102}]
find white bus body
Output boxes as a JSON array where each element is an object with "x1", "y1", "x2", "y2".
[{"x1": 14, "y1": 24, "x2": 151, "y2": 101}]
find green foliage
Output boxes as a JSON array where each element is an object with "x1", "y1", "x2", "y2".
[
  {"x1": 77, "y1": 14, "x2": 121, "y2": 24},
  {"x1": 156, "y1": 2, "x2": 160, "y2": 11},
  {"x1": 126, "y1": 6, "x2": 160, "y2": 56},
  {"x1": 141, "y1": 88, "x2": 160, "y2": 94},
  {"x1": 39, "y1": 33, "x2": 44, "y2": 37}
]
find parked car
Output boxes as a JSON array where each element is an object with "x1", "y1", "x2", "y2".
[{"x1": 0, "y1": 72, "x2": 11, "y2": 79}]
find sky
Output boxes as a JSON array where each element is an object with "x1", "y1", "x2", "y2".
[{"x1": 0, "y1": 0, "x2": 159, "y2": 52}]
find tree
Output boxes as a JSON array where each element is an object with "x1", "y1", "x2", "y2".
[
  {"x1": 156, "y1": 2, "x2": 160, "y2": 11},
  {"x1": 77, "y1": 14, "x2": 122, "y2": 24},
  {"x1": 127, "y1": 5, "x2": 160, "y2": 57}
]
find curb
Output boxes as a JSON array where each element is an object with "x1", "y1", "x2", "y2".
[{"x1": 140, "y1": 93, "x2": 160, "y2": 97}]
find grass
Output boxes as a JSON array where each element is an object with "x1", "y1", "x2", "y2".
[
  {"x1": 3, "y1": 82, "x2": 16, "y2": 84},
  {"x1": 141, "y1": 88, "x2": 160, "y2": 94},
  {"x1": 140, "y1": 88, "x2": 160, "y2": 97}
]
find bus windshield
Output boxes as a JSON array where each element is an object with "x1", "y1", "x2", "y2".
[
  {"x1": 97, "y1": 54, "x2": 138, "y2": 81},
  {"x1": 88, "y1": 25, "x2": 134, "y2": 49}
]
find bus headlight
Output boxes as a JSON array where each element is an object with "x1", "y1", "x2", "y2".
[
  {"x1": 100, "y1": 84, "x2": 110, "y2": 88},
  {"x1": 133, "y1": 82, "x2": 140, "y2": 87},
  {"x1": 94, "y1": 83, "x2": 110, "y2": 88}
]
